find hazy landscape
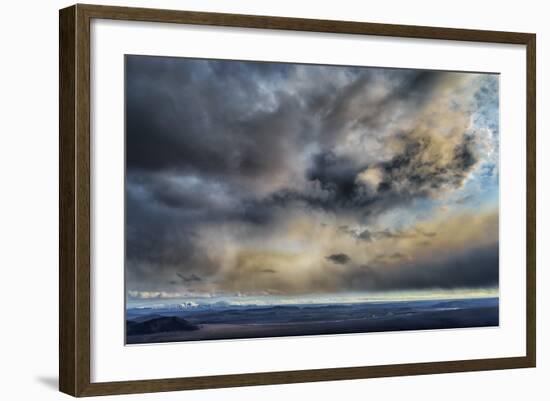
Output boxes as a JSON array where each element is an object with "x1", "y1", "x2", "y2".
[{"x1": 126, "y1": 297, "x2": 498, "y2": 344}]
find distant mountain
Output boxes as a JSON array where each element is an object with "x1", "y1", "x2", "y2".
[
  {"x1": 134, "y1": 302, "x2": 200, "y2": 310},
  {"x1": 211, "y1": 300, "x2": 231, "y2": 307},
  {"x1": 129, "y1": 300, "x2": 242, "y2": 311},
  {"x1": 126, "y1": 316, "x2": 199, "y2": 335}
]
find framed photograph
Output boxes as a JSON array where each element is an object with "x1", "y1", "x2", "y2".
[{"x1": 59, "y1": 4, "x2": 536, "y2": 397}]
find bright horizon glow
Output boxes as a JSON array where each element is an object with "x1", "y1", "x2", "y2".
[{"x1": 127, "y1": 287, "x2": 498, "y2": 308}]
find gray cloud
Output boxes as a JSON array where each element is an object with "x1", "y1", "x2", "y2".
[
  {"x1": 260, "y1": 128, "x2": 480, "y2": 221},
  {"x1": 326, "y1": 253, "x2": 351, "y2": 265},
  {"x1": 345, "y1": 243, "x2": 498, "y2": 291},
  {"x1": 339, "y1": 226, "x2": 432, "y2": 242},
  {"x1": 126, "y1": 56, "x2": 308, "y2": 192},
  {"x1": 177, "y1": 273, "x2": 202, "y2": 283}
]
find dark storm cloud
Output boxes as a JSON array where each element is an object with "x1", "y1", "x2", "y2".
[
  {"x1": 365, "y1": 132, "x2": 477, "y2": 210},
  {"x1": 125, "y1": 185, "x2": 220, "y2": 290},
  {"x1": 125, "y1": 56, "x2": 475, "y2": 226},
  {"x1": 177, "y1": 273, "x2": 202, "y2": 283},
  {"x1": 124, "y1": 55, "x2": 498, "y2": 295},
  {"x1": 307, "y1": 151, "x2": 362, "y2": 204},
  {"x1": 315, "y1": 70, "x2": 447, "y2": 146},
  {"x1": 326, "y1": 253, "x2": 351, "y2": 265},
  {"x1": 126, "y1": 55, "x2": 306, "y2": 186},
  {"x1": 357, "y1": 229, "x2": 374, "y2": 241},
  {"x1": 126, "y1": 56, "x2": 450, "y2": 186},
  {"x1": 345, "y1": 243, "x2": 498, "y2": 291},
  {"x1": 263, "y1": 129, "x2": 480, "y2": 218}
]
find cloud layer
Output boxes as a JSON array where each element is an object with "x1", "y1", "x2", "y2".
[{"x1": 125, "y1": 55, "x2": 499, "y2": 299}]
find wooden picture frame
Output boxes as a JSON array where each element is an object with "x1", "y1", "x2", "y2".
[{"x1": 59, "y1": 3, "x2": 536, "y2": 397}]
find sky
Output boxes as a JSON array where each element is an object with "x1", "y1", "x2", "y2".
[{"x1": 125, "y1": 55, "x2": 499, "y2": 306}]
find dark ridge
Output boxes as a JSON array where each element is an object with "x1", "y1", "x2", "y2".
[{"x1": 126, "y1": 316, "x2": 199, "y2": 335}]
